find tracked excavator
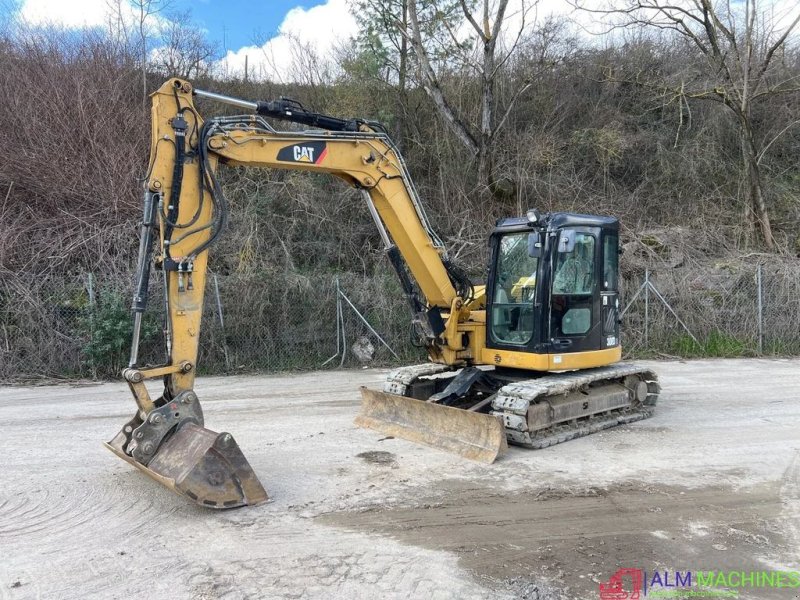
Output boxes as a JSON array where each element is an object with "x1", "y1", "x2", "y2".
[{"x1": 107, "y1": 78, "x2": 659, "y2": 508}]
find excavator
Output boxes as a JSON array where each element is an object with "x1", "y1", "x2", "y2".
[{"x1": 106, "y1": 78, "x2": 659, "y2": 508}]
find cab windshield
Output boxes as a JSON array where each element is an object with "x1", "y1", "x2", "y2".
[{"x1": 491, "y1": 232, "x2": 538, "y2": 345}]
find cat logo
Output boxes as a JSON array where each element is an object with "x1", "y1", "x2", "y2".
[
  {"x1": 277, "y1": 141, "x2": 327, "y2": 165},
  {"x1": 494, "y1": 354, "x2": 502, "y2": 364},
  {"x1": 293, "y1": 146, "x2": 315, "y2": 162}
]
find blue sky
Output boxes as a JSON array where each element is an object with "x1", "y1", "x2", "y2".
[
  {"x1": 4, "y1": 1, "x2": 345, "y2": 53},
  {"x1": 8, "y1": 0, "x2": 360, "y2": 79},
  {"x1": 7, "y1": 0, "x2": 798, "y2": 81},
  {"x1": 178, "y1": 0, "x2": 323, "y2": 53}
]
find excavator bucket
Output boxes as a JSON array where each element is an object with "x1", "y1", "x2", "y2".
[
  {"x1": 105, "y1": 422, "x2": 268, "y2": 509},
  {"x1": 355, "y1": 387, "x2": 508, "y2": 464}
]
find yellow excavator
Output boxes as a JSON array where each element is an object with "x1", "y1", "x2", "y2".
[{"x1": 106, "y1": 79, "x2": 659, "y2": 508}]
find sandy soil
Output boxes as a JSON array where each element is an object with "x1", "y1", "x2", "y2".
[{"x1": 0, "y1": 359, "x2": 798, "y2": 599}]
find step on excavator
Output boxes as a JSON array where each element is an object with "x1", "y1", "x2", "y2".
[{"x1": 107, "y1": 79, "x2": 659, "y2": 508}]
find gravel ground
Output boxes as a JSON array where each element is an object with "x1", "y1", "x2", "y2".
[{"x1": 0, "y1": 359, "x2": 798, "y2": 599}]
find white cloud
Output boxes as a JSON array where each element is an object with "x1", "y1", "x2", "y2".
[
  {"x1": 18, "y1": 0, "x2": 115, "y2": 28},
  {"x1": 216, "y1": 0, "x2": 358, "y2": 82},
  {"x1": 215, "y1": 0, "x2": 797, "y2": 81},
  {"x1": 14, "y1": 0, "x2": 173, "y2": 33},
  {"x1": 11, "y1": 0, "x2": 800, "y2": 82}
]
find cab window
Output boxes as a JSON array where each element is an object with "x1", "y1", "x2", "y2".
[
  {"x1": 603, "y1": 233, "x2": 618, "y2": 291},
  {"x1": 491, "y1": 232, "x2": 537, "y2": 345},
  {"x1": 553, "y1": 233, "x2": 595, "y2": 295},
  {"x1": 551, "y1": 232, "x2": 595, "y2": 337}
]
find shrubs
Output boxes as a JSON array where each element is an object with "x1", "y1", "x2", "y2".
[{"x1": 79, "y1": 290, "x2": 159, "y2": 376}]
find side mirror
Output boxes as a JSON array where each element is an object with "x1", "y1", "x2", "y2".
[
  {"x1": 557, "y1": 229, "x2": 576, "y2": 253},
  {"x1": 527, "y1": 231, "x2": 542, "y2": 257}
]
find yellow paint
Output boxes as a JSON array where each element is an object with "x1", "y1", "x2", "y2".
[
  {"x1": 131, "y1": 78, "x2": 627, "y2": 415},
  {"x1": 455, "y1": 319, "x2": 485, "y2": 362},
  {"x1": 136, "y1": 79, "x2": 467, "y2": 404},
  {"x1": 136, "y1": 364, "x2": 184, "y2": 379},
  {"x1": 126, "y1": 380, "x2": 154, "y2": 413},
  {"x1": 147, "y1": 80, "x2": 215, "y2": 395},
  {"x1": 480, "y1": 346, "x2": 621, "y2": 371},
  {"x1": 467, "y1": 284, "x2": 486, "y2": 310},
  {"x1": 215, "y1": 131, "x2": 456, "y2": 308}
]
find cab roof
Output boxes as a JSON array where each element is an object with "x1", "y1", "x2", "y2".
[{"x1": 493, "y1": 212, "x2": 619, "y2": 233}]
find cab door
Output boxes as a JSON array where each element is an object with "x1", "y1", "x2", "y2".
[
  {"x1": 548, "y1": 228, "x2": 603, "y2": 353},
  {"x1": 486, "y1": 231, "x2": 539, "y2": 351}
]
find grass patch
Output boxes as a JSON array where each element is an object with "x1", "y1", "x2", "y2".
[{"x1": 669, "y1": 330, "x2": 755, "y2": 358}]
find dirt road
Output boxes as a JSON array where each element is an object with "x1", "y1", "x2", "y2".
[{"x1": 1, "y1": 359, "x2": 798, "y2": 599}]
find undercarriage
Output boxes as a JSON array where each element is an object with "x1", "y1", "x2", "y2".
[{"x1": 359, "y1": 362, "x2": 659, "y2": 458}]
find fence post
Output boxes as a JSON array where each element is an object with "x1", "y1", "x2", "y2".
[
  {"x1": 644, "y1": 269, "x2": 650, "y2": 348},
  {"x1": 338, "y1": 289, "x2": 399, "y2": 360},
  {"x1": 322, "y1": 276, "x2": 344, "y2": 367},
  {"x1": 756, "y1": 263, "x2": 763, "y2": 355},
  {"x1": 321, "y1": 277, "x2": 399, "y2": 366},
  {"x1": 212, "y1": 273, "x2": 232, "y2": 371},
  {"x1": 338, "y1": 279, "x2": 347, "y2": 367},
  {"x1": 86, "y1": 272, "x2": 97, "y2": 379}
]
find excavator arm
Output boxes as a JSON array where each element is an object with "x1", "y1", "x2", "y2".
[
  {"x1": 106, "y1": 78, "x2": 487, "y2": 508},
  {"x1": 147, "y1": 79, "x2": 473, "y2": 372}
]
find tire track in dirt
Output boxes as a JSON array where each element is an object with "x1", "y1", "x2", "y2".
[
  {"x1": 0, "y1": 473, "x2": 194, "y2": 600},
  {"x1": 779, "y1": 450, "x2": 800, "y2": 566},
  {"x1": 319, "y1": 481, "x2": 791, "y2": 599},
  {"x1": 0, "y1": 478, "x2": 178, "y2": 542}
]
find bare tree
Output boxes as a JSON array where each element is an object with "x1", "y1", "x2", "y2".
[
  {"x1": 350, "y1": 0, "x2": 412, "y2": 144},
  {"x1": 105, "y1": 0, "x2": 132, "y2": 55},
  {"x1": 577, "y1": 0, "x2": 800, "y2": 249},
  {"x1": 130, "y1": 0, "x2": 171, "y2": 101},
  {"x1": 154, "y1": 11, "x2": 217, "y2": 79},
  {"x1": 401, "y1": 0, "x2": 535, "y2": 192}
]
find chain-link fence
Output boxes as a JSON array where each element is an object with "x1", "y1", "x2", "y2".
[
  {"x1": 619, "y1": 261, "x2": 800, "y2": 358},
  {"x1": 2, "y1": 261, "x2": 799, "y2": 381},
  {"x1": 0, "y1": 271, "x2": 424, "y2": 381}
]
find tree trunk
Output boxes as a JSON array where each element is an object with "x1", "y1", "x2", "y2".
[
  {"x1": 741, "y1": 126, "x2": 775, "y2": 249},
  {"x1": 478, "y1": 37, "x2": 494, "y2": 190},
  {"x1": 407, "y1": 0, "x2": 478, "y2": 155},
  {"x1": 396, "y1": 0, "x2": 408, "y2": 150}
]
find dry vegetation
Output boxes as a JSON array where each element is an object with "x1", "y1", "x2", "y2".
[{"x1": 1, "y1": 1, "x2": 800, "y2": 378}]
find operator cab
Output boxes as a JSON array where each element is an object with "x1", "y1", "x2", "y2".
[{"x1": 486, "y1": 211, "x2": 620, "y2": 361}]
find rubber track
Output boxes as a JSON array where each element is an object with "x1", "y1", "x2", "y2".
[
  {"x1": 383, "y1": 363, "x2": 456, "y2": 396},
  {"x1": 382, "y1": 362, "x2": 660, "y2": 450},
  {"x1": 491, "y1": 363, "x2": 660, "y2": 448}
]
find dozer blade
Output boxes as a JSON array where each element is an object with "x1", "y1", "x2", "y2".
[
  {"x1": 105, "y1": 423, "x2": 268, "y2": 508},
  {"x1": 355, "y1": 387, "x2": 508, "y2": 464}
]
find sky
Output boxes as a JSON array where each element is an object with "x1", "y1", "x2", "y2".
[
  {"x1": 4, "y1": 0, "x2": 799, "y2": 80},
  {"x1": 8, "y1": 0, "x2": 327, "y2": 49},
  {"x1": 6, "y1": 0, "x2": 362, "y2": 79},
  {"x1": 2, "y1": 0, "x2": 576, "y2": 79},
  {"x1": 184, "y1": 0, "x2": 322, "y2": 53}
]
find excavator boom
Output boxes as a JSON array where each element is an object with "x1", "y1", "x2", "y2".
[{"x1": 107, "y1": 79, "x2": 505, "y2": 507}]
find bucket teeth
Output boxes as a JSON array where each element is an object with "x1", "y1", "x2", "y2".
[{"x1": 106, "y1": 422, "x2": 268, "y2": 508}]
